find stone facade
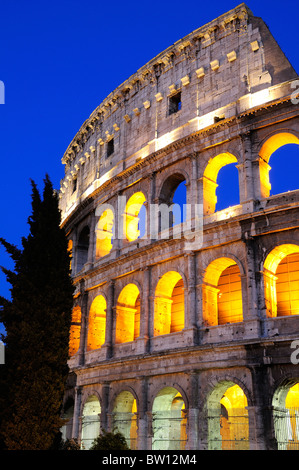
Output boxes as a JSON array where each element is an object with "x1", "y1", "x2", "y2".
[{"x1": 59, "y1": 4, "x2": 299, "y2": 450}]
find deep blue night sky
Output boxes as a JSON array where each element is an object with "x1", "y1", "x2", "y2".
[{"x1": 0, "y1": 0, "x2": 298, "y2": 336}]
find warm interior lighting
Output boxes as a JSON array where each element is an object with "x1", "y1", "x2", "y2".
[
  {"x1": 87, "y1": 295, "x2": 107, "y2": 350},
  {"x1": 96, "y1": 209, "x2": 114, "y2": 258},
  {"x1": 220, "y1": 385, "x2": 249, "y2": 450},
  {"x1": 154, "y1": 271, "x2": 184, "y2": 336},
  {"x1": 259, "y1": 133, "x2": 299, "y2": 198},
  {"x1": 69, "y1": 306, "x2": 81, "y2": 357},
  {"x1": 264, "y1": 244, "x2": 299, "y2": 317},
  {"x1": 202, "y1": 153, "x2": 238, "y2": 215},
  {"x1": 202, "y1": 257, "x2": 243, "y2": 326},
  {"x1": 115, "y1": 284, "x2": 140, "y2": 343},
  {"x1": 67, "y1": 239, "x2": 73, "y2": 270},
  {"x1": 124, "y1": 192, "x2": 146, "y2": 242}
]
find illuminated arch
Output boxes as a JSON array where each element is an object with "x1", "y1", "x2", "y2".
[
  {"x1": 124, "y1": 192, "x2": 146, "y2": 242},
  {"x1": 87, "y1": 295, "x2": 107, "y2": 351},
  {"x1": 203, "y1": 152, "x2": 238, "y2": 215},
  {"x1": 272, "y1": 379, "x2": 299, "y2": 450},
  {"x1": 69, "y1": 306, "x2": 81, "y2": 357},
  {"x1": 112, "y1": 390, "x2": 138, "y2": 450},
  {"x1": 259, "y1": 132, "x2": 299, "y2": 198},
  {"x1": 207, "y1": 381, "x2": 249, "y2": 450},
  {"x1": 95, "y1": 208, "x2": 114, "y2": 258},
  {"x1": 264, "y1": 244, "x2": 299, "y2": 318},
  {"x1": 67, "y1": 239, "x2": 73, "y2": 270},
  {"x1": 154, "y1": 271, "x2": 185, "y2": 336},
  {"x1": 202, "y1": 257, "x2": 243, "y2": 326},
  {"x1": 115, "y1": 284, "x2": 141, "y2": 343},
  {"x1": 152, "y1": 386, "x2": 187, "y2": 450},
  {"x1": 81, "y1": 395, "x2": 101, "y2": 450}
]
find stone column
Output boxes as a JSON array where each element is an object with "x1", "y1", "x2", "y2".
[
  {"x1": 184, "y1": 251, "x2": 198, "y2": 345},
  {"x1": 100, "y1": 382, "x2": 110, "y2": 433},
  {"x1": 239, "y1": 132, "x2": 255, "y2": 205},
  {"x1": 137, "y1": 377, "x2": 149, "y2": 450},
  {"x1": 136, "y1": 267, "x2": 150, "y2": 354},
  {"x1": 72, "y1": 385, "x2": 82, "y2": 440},
  {"x1": 78, "y1": 281, "x2": 88, "y2": 366},
  {"x1": 186, "y1": 371, "x2": 199, "y2": 450},
  {"x1": 250, "y1": 365, "x2": 278, "y2": 450},
  {"x1": 102, "y1": 280, "x2": 115, "y2": 359}
]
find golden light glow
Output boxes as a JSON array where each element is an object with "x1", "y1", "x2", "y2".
[
  {"x1": 87, "y1": 295, "x2": 106, "y2": 351},
  {"x1": 154, "y1": 271, "x2": 184, "y2": 336},
  {"x1": 203, "y1": 153, "x2": 238, "y2": 215},
  {"x1": 69, "y1": 306, "x2": 81, "y2": 357},
  {"x1": 202, "y1": 258, "x2": 243, "y2": 326},
  {"x1": 115, "y1": 284, "x2": 140, "y2": 343},
  {"x1": 67, "y1": 239, "x2": 73, "y2": 270},
  {"x1": 259, "y1": 132, "x2": 299, "y2": 198},
  {"x1": 124, "y1": 192, "x2": 146, "y2": 242},
  {"x1": 220, "y1": 385, "x2": 249, "y2": 450},
  {"x1": 96, "y1": 209, "x2": 114, "y2": 258},
  {"x1": 264, "y1": 244, "x2": 299, "y2": 317}
]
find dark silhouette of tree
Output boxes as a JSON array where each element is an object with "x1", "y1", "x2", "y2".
[{"x1": 0, "y1": 175, "x2": 74, "y2": 450}]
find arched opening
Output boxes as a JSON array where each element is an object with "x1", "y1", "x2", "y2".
[
  {"x1": 87, "y1": 295, "x2": 106, "y2": 351},
  {"x1": 215, "y1": 163, "x2": 240, "y2": 212},
  {"x1": 272, "y1": 380, "x2": 299, "y2": 450},
  {"x1": 115, "y1": 284, "x2": 140, "y2": 344},
  {"x1": 259, "y1": 132, "x2": 299, "y2": 198},
  {"x1": 264, "y1": 244, "x2": 299, "y2": 318},
  {"x1": 207, "y1": 381, "x2": 249, "y2": 450},
  {"x1": 69, "y1": 306, "x2": 81, "y2": 357},
  {"x1": 152, "y1": 387, "x2": 187, "y2": 450},
  {"x1": 113, "y1": 391, "x2": 138, "y2": 450},
  {"x1": 77, "y1": 226, "x2": 90, "y2": 272},
  {"x1": 81, "y1": 395, "x2": 101, "y2": 450},
  {"x1": 158, "y1": 174, "x2": 187, "y2": 232},
  {"x1": 96, "y1": 209, "x2": 114, "y2": 258},
  {"x1": 154, "y1": 271, "x2": 185, "y2": 336},
  {"x1": 60, "y1": 398, "x2": 74, "y2": 441},
  {"x1": 67, "y1": 239, "x2": 73, "y2": 271},
  {"x1": 124, "y1": 192, "x2": 146, "y2": 242},
  {"x1": 203, "y1": 153, "x2": 238, "y2": 215},
  {"x1": 202, "y1": 258, "x2": 243, "y2": 326}
]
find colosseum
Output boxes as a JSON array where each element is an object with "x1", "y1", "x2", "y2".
[{"x1": 59, "y1": 3, "x2": 299, "y2": 451}]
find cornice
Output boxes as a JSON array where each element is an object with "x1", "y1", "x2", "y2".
[{"x1": 61, "y1": 3, "x2": 252, "y2": 166}]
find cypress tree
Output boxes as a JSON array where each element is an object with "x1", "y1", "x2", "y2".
[{"x1": 0, "y1": 175, "x2": 74, "y2": 450}]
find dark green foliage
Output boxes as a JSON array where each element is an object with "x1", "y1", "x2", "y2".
[
  {"x1": 90, "y1": 430, "x2": 130, "y2": 450},
  {"x1": 0, "y1": 175, "x2": 74, "y2": 450}
]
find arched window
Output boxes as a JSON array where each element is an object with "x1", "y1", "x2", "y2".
[
  {"x1": 259, "y1": 132, "x2": 299, "y2": 199},
  {"x1": 113, "y1": 391, "x2": 138, "y2": 450},
  {"x1": 158, "y1": 174, "x2": 187, "y2": 232},
  {"x1": 60, "y1": 399, "x2": 74, "y2": 441},
  {"x1": 95, "y1": 209, "x2": 114, "y2": 258},
  {"x1": 202, "y1": 258, "x2": 243, "y2": 326},
  {"x1": 115, "y1": 284, "x2": 140, "y2": 343},
  {"x1": 81, "y1": 395, "x2": 101, "y2": 450},
  {"x1": 154, "y1": 271, "x2": 185, "y2": 336},
  {"x1": 87, "y1": 295, "x2": 106, "y2": 351},
  {"x1": 77, "y1": 226, "x2": 90, "y2": 272},
  {"x1": 152, "y1": 387, "x2": 187, "y2": 450},
  {"x1": 202, "y1": 153, "x2": 238, "y2": 215},
  {"x1": 264, "y1": 244, "x2": 299, "y2": 317},
  {"x1": 69, "y1": 306, "x2": 81, "y2": 357},
  {"x1": 207, "y1": 381, "x2": 249, "y2": 450},
  {"x1": 124, "y1": 192, "x2": 146, "y2": 242},
  {"x1": 273, "y1": 380, "x2": 299, "y2": 450}
]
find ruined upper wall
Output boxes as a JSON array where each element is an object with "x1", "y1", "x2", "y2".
[{"x1": 59, "y1": 3, "x2": 297, "y2": 219}]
